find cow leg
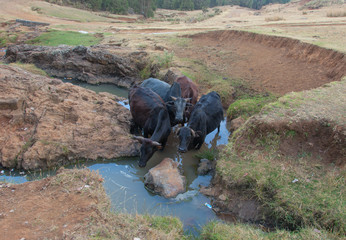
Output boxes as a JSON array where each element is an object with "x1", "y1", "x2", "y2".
[
  {"x1": 217, "y1": 124, "x2": 220, "y2": 133},
  {"x1": 130, "y1": 120, "x2": 140, "y2": 135},
  {"x1": 160, "y1": 138, "x2": 168, "y2": 151}
]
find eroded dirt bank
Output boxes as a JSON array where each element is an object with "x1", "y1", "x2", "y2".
[
  {"x1": 0, "y1": 65, "x2": 139, "y2": 170},
  {"x1": 175, "y1": 30, "x2": 346, "y2": 95}
]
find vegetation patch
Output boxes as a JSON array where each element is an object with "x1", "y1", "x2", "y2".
[
  {"x1": 0, "y1": 31, "x2": 18, "y2": 47},
  {"x1": 215, "y1": 80, "x2": 345, "y2": 235},
  {"x1": 265, "y1": 16, "x2": 285, "y2": 21},
  {"x1": 8, "y1": 62, "x2": 48, "y2": 77},
  {"x1": 180, "y1": 59, "x2": 258, "y2": 107},
  {"x1": 326, "y1": 8, "x2": 346, "y2": 17},
  {"x1": 199, "y1": 221, "x2": 341, "y2": 240},
  {"x1": 195, "y1": 148, "x2": 219, "y2": 161},
  {"x1": 26, "y1": 30, "x2": 102, "y2": 46},
  {"x1": 227, "y1": 94, "x2": 277, "y2": 120}
]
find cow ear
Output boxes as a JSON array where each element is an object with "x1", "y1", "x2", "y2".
[
  {"x1": 171, "y1": 96, "x2": 177, "y2": 101},
  {"x1": 186, "y1": 102, "x2": 193, "y2": 107},
  {"x1": 133, "y1": 136, "x2": 145, "y2": 144},
  {"x1": 166, "y1": 101, "x2": 174, "y2": 105}
]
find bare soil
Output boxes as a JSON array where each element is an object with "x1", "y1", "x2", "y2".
[
  {"x1": 0, "y1": 0, "x2": 345, "y2": 238},
  {"x1": 0, "y1": 169, "x2": 104, "y2": 240}
]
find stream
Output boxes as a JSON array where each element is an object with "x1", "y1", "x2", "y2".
[{"x1": 0, "y1": 80, "x2": 231, "y2": 233}]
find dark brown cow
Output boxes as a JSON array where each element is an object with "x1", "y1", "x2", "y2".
[
  {"x1": 128, "y1": 86, "x2": 171, "y2": 167},
  {"x1": 175, "y1": 76, "x2": 199, "y2": 120}
]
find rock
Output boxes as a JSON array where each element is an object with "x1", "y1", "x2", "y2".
[
  {"x1": 144, "y1": 158, "x2": 186, "y2": 198},
  {"x1": 4, "y1": 44, "x2": 151, "y2": 88},
  {"x1": 219, "y1": 194, "x2": 227, "y2": 201},
  {"x1": 162, "y1": 68, "x2": 182, "y2": 84},
  {"x1": 229, "y1": 116, "x2": 245, "y2": 131},
  {"x1": 0, "y1": 65, "x2": 139, "y2": 170},
  {"x1": 199, "y1": 186, "x2": 217, "y2": 197},
  {"x1": 197, "y1": 158, "x2": 213, "y2": 175}
]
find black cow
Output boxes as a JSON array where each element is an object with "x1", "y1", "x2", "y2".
[
  {"x1": 128, "y1": 86, "x2": 171, "y2": 167},
  {"x1": 141, "y1": 78, "x2": 190, "y2": 125},
  {"x1": 177, "y1": 91, "x2": 223, "y2": 153}
]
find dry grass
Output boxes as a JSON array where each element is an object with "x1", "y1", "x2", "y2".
[
  {"x1": 326, "y1": 8, "x2": 346, "y2": 17},
  {"x1": 265, "y1": 16, "x2": 285, "y2": 21}
]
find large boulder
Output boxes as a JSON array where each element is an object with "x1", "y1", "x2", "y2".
[
  {"x1": 4, "y1": 44, "x2": 150, "y2": 88},
  {"x1": 144, "y1": 158, "x2": 186, "y2": 198},
  {"x1": 0, "y1": 65, "x2": 139, "y2": 170}
]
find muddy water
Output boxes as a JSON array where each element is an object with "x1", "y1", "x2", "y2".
[{"x1": 0, "y1": 82, "x2": 231, "y2": 232}]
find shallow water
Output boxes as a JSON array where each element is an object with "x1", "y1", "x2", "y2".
[{"x1": 0, "y1": 81, "x2": 231, "y2": 232}]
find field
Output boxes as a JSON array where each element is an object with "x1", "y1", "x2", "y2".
[{"x1": 0, "y1": 0, "x2": 345, "y2": 239}]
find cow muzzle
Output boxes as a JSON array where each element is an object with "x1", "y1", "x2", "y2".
[{"x1": 178, "y1": 146, "x2": 187, "y2": 153}]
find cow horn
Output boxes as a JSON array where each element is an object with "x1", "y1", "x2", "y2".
[
  {"x1": 171, "y1": 96, "x2": 177, "y2": 101},
  {"x1": 132, "y1": 136, "x2": 145, "y2": 143},
  {"x1": 150, "y1": 140, "x2": 162, "y2": 147},
  {"x1": 184, "y1": 98, "x2": 191, "y2": 102},
  {"x1": 190, "y1": 129, "x2": 196, "y2": 138},
  {"x1": 175, "y1": 127, "x2": 181, "y2": 135}
]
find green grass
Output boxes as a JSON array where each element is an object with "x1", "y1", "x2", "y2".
[
  {"x1": 217, "y1": 81, "x2": 346, "y2": 235},
  {"x1": 199, "y1": 221, "x2": 341, "y2": 240},
  {"x1": 227, "y1": 94, "x2": 277, "y2": 120},
  {"x1": 195, "y1": 148, "x2": 218, "y2": 161},
  {"x1": 8, "y1": 62, "x2": 48, "y2": 76},
  {"x1": 26, "y1": 30, "x2": 102, "y2": 46},
  {"x1": 0, "y1": 31, "x2": 18, "y2": 47},
  {"x1": 217, "y1": 140, "x2": 345, "y2": 234}
]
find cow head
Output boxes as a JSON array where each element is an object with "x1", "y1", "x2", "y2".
[
  {"x1": 133, "y1": 136, "x2": 162, "y2": 167},
  {"x1": 168, "y1": 96, "x2": 191, "y2": 125},
  {"x1": 176, "y1": 127, "x2": 199, "y2": 153}
]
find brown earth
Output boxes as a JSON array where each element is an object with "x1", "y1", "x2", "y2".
[
  {"x1": 0, "y1": 64, "x2": 139, "y2": 170},
  {"x1": 172, "y1": 30, "x2": 345, "y2": 96},
  {"x1": 0, "y1": 168, "x2": 105, "y2": 240}
]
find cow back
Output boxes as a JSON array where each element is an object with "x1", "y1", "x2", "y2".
[
  {"x1": 192, "y1": 91, "x2": 223, "y2": 135},
  {"x1": 128, "y1": 86, "x2": 166, "y2": 129},
  {"x1": 176, "y1": 76, "x2": 199, "y2": 105},
  {"x1": 141, "y1": 78, "x2": 171, "y2": 101}
]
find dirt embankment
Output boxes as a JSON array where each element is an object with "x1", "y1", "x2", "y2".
[
  {"x1": 0, "y1": 64, "x2": 139, "y2": 170},
  {"x1": 175, "y1": 30, "x2": 345, "y2": 96}
]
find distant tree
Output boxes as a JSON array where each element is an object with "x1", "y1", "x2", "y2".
[{"x1": 180, "y1": 0, "x2": 194, "y2": 10}]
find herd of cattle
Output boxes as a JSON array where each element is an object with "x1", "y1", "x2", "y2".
[{"x1": 128, "y1": 76, "x2": 224, "y2": 167}]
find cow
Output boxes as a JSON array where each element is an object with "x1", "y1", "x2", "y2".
[
  {"x1": 128, "y1": 86, "x2": 171, "y2": 167},
  {"x1": 141, "y1": 78, "x2": 190, "y2": 125},
  {"x1": 175, "y1": 76, "x2": 199, "y2": 120},
  {"x1": 177, "y1": 91, "x2": 223, "y2": 153}
]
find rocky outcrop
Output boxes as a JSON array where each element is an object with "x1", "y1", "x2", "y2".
[
  {"x1": 144, "y1": 158, "x2": 186, "y2": 198},
  {"x1": 0, "y1": 65, "x2": 139, "y2": 170},
  {"x1": 4, "y1": 44, "x2": 151, "y2": 88}
]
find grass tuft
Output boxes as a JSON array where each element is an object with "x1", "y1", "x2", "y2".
[{"x1": 227, "y1": 94, "x2": 277, "y2": 120}]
